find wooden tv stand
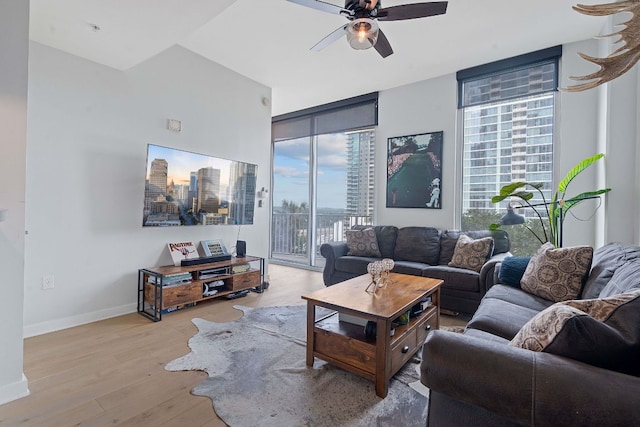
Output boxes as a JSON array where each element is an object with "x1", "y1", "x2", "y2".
[{"x1": 137, "y1": 255, "x2": 264, "y2": 321}]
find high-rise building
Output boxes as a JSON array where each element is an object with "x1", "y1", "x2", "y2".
[
  {"x1": 229, "y1": 162, "x2": 257, "y2": 225},
  {"x1": 346, "y1": 131, "x2": 375, "y2": 217},
  {"x1": 197, "y1": 167, "x2": 221, "y2": 214},
  {"x1": 462, "y1": 93, "x2": 554, "y2": 216},
  {"x1": 148, "y1": 159, "x2": 168, "y2": 196},
  {"x1": 144, "y1": 158, "x2": 168, "y2": 216}
]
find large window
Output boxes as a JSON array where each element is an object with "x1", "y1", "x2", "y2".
[
  {"x1": 458, "y1": 47, "x2": 561, "y2": 256},
  {"x1": 271, "y1": 94, "x2": 377, "y2": 269}
]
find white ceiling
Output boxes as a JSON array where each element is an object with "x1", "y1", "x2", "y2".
[{"x1": 29, "y1": 0, "x2": 607, "y2": 115}]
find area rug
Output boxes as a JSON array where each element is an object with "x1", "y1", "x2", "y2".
[{"x1": 166, "y1": 305, "x2": 429, "y2": 427}]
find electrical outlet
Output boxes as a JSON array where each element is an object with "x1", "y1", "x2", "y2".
[{"x1": 42, "y1": 275, "x2": 54, "y2": 290}]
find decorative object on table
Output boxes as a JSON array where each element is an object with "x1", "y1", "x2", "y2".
[
  {"x1": 166, "y1": 305, "x2": 429, "y2": 427},
  {"x1": 490, "y1": 153, "x2": 611, "y2": 247},
  {"x1": 567, "y1": 1, "x2": 640, "y2": 92},
  {"x1": 365, "y1": 261, "x2": 384, "y2": 294},
  {"x1": 380, "y1": 258, "x2": 395, "y2": 287},
  {"x1": 386, "y1": 131, "x2": 443, "y2": 209}
]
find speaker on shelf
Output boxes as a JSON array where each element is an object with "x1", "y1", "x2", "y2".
[{"x1": 236, "y1": 240, "x2": 246, "y2": 257}]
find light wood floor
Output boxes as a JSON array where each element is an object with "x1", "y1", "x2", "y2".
[{"x1": 0, "y1": 265, "x2": 466, "y2": 426}]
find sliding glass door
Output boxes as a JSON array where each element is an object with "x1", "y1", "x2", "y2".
[{"x1": 271, "y1": 130, "x2": 375, "y2": 269}]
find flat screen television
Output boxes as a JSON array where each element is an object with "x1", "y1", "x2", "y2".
[{"x1": 143, "y1": 144, "x2": 257, "y2": 227}]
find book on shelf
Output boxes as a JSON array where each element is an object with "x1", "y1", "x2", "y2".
[
  {"x1": 232, "y1": 264, "x2": 251, "y2": 273},
  {"x1": 148, "y1": 272, "x2": 192, "y2": 286},
  {"x1": 167, "y1": 241, "x2": 199, "y2": 267}
]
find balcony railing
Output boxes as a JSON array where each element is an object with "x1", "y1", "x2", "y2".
[{"x1": 271, "y1": 212, "x2": 372, "y2": 265}]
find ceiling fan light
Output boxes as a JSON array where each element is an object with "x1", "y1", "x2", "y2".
[{"x1": 346, "y1": 18, "x2": 379, "y2": 50}]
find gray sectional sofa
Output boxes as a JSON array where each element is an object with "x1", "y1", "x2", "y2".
[
  {"x1": 320, "y1": 225, "x2": 511, "y2": 314},
  {"x1": 421, "y1": 242, "x2": 640, "y2": 426}
]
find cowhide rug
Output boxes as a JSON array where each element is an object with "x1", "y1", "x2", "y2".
[{"x1": 166, "y1": 305, "x2": 429, "y2": 427}]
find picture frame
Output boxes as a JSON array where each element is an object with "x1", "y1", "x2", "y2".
[
  {"x1": 386, "y1": 131, "x2": 443, "y2": 209},
  {"x1": 200, "y1": 239, "x2": 229, "y2": 257}
]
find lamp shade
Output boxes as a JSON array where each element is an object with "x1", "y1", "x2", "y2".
[
  {"x1": 500, "y1": 206, "x2": 525, "y2": 226},
  {"x1": 346, "y1": 18, "x2": 379, "y2": 50}
]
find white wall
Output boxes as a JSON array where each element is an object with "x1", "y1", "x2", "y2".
[
  {"x1": 0, "y1": 0, "x2": 30, "y2": 405},
  {"x1": 23, "y1": 43, "x2": 272, "y2": 336},
  {"x1": 376, "y1": 74, "x2": 458, "y2": 229},
  {"x1": 375, "y1": 39, "x2": 639, "y2": 248}
]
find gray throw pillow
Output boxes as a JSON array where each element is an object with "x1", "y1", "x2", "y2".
[
  {"x1": 346, "y1": 228, "x2": 381, "y2": 257},
  {"x1": 520, "y1": 243, "x2": 593, "y2": 302},
  {"x1": 510, "y1": 289, "x2": 640, "y2": 376}
]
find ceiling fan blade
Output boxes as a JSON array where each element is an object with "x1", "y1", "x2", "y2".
[
  {"x1": 377, "y1": 2, "x2": 448, "y2": 21},
  {"x1": 374, "y1": 28, "x2": 393, "y2": 58},
  {"x1": 311, "y1": 24, "x2": 349, "y2": 51},
  {"x1": 286, "y1": 0, "x2": 351, "y2": 16}
]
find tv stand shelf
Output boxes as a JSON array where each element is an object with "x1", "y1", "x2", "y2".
[{"x1": 137, "y1": 255, "x2": 264, "y2": 322}]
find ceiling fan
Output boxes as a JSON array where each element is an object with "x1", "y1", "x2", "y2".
[{"x1": 286, "y1": 0, "x2": 448, "y2": 58}]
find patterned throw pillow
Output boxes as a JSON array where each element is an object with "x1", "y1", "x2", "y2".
[
  {"x1": 520, "y1": 243, "x2": 593, "y2": 302},
  {"x1": 448, "y1": 235, "x2": 494, "y2": 272},
  {"x1": 509, "y1": 290, "x2": 640, "y2": 375},
  {"x1": 346, "y1": 228, "x2": 381, "y2": 257}
]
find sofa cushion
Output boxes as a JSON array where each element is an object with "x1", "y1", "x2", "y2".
[
  {"x1": 581, "y1": 243, "x2": 640, "y2": 299},
  {"x1": 598, "y1": 259, "x2": 640, "y2": 298},
  {"x1": 448, "y1": 235, "x2": 494, "y2": 272},
  {"x1": 393, "y1": 227, "x2": 441, "y2": 265},
  {"x1": 484, "y1": 285, "x2": 555, "y2": 312},
  {"x1": 345, "y1": 228, "x2": 381, "y2": 257},
  {"x1": 353, "y1": 225, "x2": 398, "y2": 259},
  {"x1": 392, "y1": 260, "x2": 432, "y2": 276},
  {"x1": 335, "y1": 255, "x2": 379, "y2": 276},
  {"x1": 498, "y1": 256, "x2": 530, "y2": 288},
  {"x1": 466, "y1": 297, "x2": 542, "y2": 340},
  {"x1": 422, "y1": 266, "x2": 480, "y2": 292},
  {"x1": 439, "y1": 230, "x2": 509, "y2": 265},
  {"x1": 510, "y1": 290, "x2": 640, "y2": 376},
  {"x1": 520, "y1": 243, "x2": 593, "y2": 302}
]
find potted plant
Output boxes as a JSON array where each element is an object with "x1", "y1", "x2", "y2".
[{"x1": 490, "y1": 153, "x2": 611, "y2": 247}]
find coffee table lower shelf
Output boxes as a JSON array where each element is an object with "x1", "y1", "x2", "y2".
[{"x1": 306, "y1": 304, "x2": 439, "y2": 397}]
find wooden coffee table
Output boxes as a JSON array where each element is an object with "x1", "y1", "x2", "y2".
[{"x1": 301, "y1": 273, "x2": 442, "y2": 397}]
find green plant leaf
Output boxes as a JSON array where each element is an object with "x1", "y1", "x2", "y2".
[
  {"x1": 557, "y1": 153, "x2": 604, "y2": 194},
  {"x1": 496, "y1": 182, "x2": 524, "y2": 197},
  {"x1": 489, "y1": 223, "x2": 501, "y2": 230}
]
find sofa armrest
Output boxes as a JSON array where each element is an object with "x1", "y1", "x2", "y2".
[
  {"x1": 478, "y1": 252, "x2": 510, "y2": 293},
  {"x1": 319, "y1": 242, "x2": 349, "y2": 285},
  {"x1": 422, "y1": 330, "x2": 640, "y2": 426}
]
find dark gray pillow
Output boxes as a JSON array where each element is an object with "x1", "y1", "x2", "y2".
[
  {"x1": 394, "y1": 227, "x2": 441, "y2": 265},
  {"x1": 582, "y1": 243, "x2": 640, "y2": 299},
  {"x1": 597, "y1": 259, "x2": 640, "y2": 298},
  {"x1": 510, "y1": 290, "x2": 640, "y2": 376}
]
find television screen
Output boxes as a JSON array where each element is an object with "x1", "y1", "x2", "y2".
[{"x1": 143, "y1": 144, "x2": 257, "y2": 227}]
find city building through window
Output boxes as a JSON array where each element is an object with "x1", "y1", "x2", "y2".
[{"x1": 457, "y1": 47, "x2": 561, "y2": 256}]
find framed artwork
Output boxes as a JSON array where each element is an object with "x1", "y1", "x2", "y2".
[
  {"x1": 200, "y1": 239, "x2": 229, "y2": 257},
  {"x1": 386, "y1": 131, "x2": 443, "y2": 209}
]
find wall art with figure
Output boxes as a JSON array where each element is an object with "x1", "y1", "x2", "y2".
[{"x1": 386, "y1": 131, "x2": 443, "y2": 209}]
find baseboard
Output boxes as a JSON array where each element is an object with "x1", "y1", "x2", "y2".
[
  {"x1": 0, "y1": 373, "x2": 29, "y2": 405},
  {"x1": 23, "y1": 303, "x2": 137, "y2": 338}
]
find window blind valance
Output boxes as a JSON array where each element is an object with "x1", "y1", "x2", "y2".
[
  {"x1": 457, "y1": 46, "x2": 562, "y2": 108},
  {"x1": 272, "y1": 92, "x2": 378, "y2": 142}
]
